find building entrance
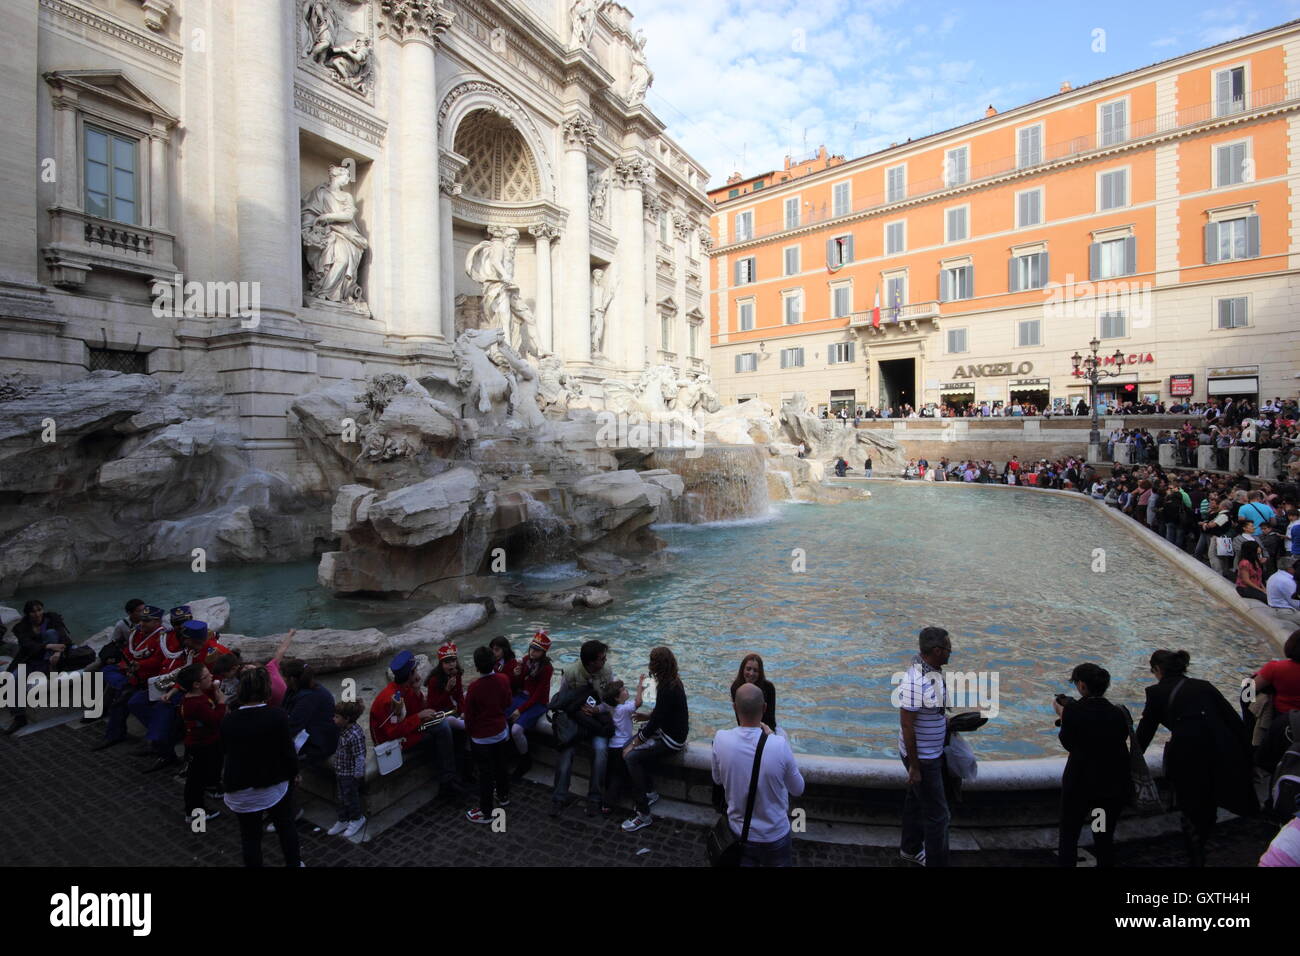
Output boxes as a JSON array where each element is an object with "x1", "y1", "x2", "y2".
[{"x1": 878, "y1": 358, "x2": 915, "y2": 411}]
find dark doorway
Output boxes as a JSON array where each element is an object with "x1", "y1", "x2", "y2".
[{"x1": 878, "y1": 358, "x2": 915, "y2": 411}]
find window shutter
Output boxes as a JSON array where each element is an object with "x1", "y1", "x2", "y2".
[
  {"x1": 1123, "y1": 236, "x2": 1137, "y2": 276},
  {"x1": 1217, "y1": 299, "x2": 1230, "y2": 329},
  {"x1": 845, "y1": 235, "x2": 855, "y2": 263},
  {"x1": 1204, "y1": 223, "x2": 1219, "y2": 264},
  {"x1": 963, "y1": 265, "x2": 973, "y2": 299},
  {"x1": 1088, "y1": 242, "x2": 1100, "y2": 280},
  {"x1": 1009, "y1": 256, "x2": 1018, "y2": 293},
  {"x1": 733, "y1": 260, "x2": 740, "y2": 285},
  {"x1": 940, "y1": 270, "x2": 951, "y2": 302},
  {"x1": 1041, "y1": 251, "x2": 1049, "y2": 286},
  {"x1": 1215, "y1": 70, "x2": 1230, "y2": 114},
  {"x1": 826, "y1": 238, "x2": 836, "y2": 267},
  {"x1": 1216, "y1": 146, "x2": 1231, "y2": 187},
  {"x1": 734, "y1": 354, "x2": 741, "y2": 373},
  {"x1": 1246, "y1": 215, "x2": 1261, "y2": 258}
]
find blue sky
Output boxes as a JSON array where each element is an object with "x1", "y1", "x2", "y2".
[{"x1": 635, "y1": 0, "x2": 1300, "y2": 187}]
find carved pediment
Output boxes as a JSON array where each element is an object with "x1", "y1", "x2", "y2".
[
  {"x1": 44, "y1": 70, "x2": 178, "y2": 126},
  {"x1": 657, "y1": 295, "x2": 679, "y2": 315}
]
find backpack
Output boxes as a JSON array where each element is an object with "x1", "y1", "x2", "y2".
[{"x1": 1268, "y1": 711, "x2": 1300, "y2": 821}]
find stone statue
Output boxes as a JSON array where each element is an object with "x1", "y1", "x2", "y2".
[
  {"x1": 537, "y1": 354, "x2": 581, "y2": 415},
  {"x1": 590, "y1": 268, "x2": 616, "y2": 359},
  {"x1": 465, "y1": 226, "x2": 544, "y2": 360},
  {"x1": 302, "y1": 162, "x2": 368, "y2": 308},
  {"x1": 588, "y1": 166, "x2": 610, "y2": 223},
  {"x1": 453, "y1": 327, "x2": 518, "y2": 418},
  {"x1": 569, "y1": 0, "x2": 598, "y2": 50},
  {"x1": 627, "y1": 29, "x2": 653, "y2": 105},
  {"x1": 326, "y1": 37, "x2": 373, "y2": 92},
  {"x1": 303, "y1": 1, "x2": 336, "y2": 62},
  {"x1": 302, "y1": 0, "x2": 375, "y2": 95},
  {"x1": 675, "y1": 371, "x2": 722, "y2": 418}
]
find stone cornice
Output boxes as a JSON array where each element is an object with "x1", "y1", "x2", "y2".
[
  {"x1": 40, "y1": 0, "x2": 183, "y2": 65},
  {"x1": 294, "y1": 83, "x2": 388, "y2": 147}
]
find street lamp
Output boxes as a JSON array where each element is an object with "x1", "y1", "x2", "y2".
[{"x1": 1070, "y1": 338, "x2": 1127, "y2": 449}]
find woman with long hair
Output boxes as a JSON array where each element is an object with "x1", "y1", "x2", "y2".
[
  {"x1": 620, "y1": 646, "x2": 688, "y2": 833},
  {"x1": 1135, "y1": 649, "x2": 1257, "y2": 866},
  {"x1": 729, "y1": 653, "x2": 776, "y2": 730},
  {"x1": 1236, "y1": 540, "x2": 1268, "y2": 602}
]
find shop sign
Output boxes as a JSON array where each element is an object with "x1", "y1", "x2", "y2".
[
  {"x1": 1169, "y1": 374, "x2": 1194, "y2": 397},
  {"x1": 953, "y1": 361, "x2": 1034, "y2": 378}
]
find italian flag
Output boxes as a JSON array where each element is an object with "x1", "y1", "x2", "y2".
[{"x1": 871, "y1": 287, "x2": 881, "y2": 328}]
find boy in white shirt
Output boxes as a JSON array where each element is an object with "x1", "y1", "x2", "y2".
[{"x1": 599, "y1": 677, "x2": 643, "y2": 815}]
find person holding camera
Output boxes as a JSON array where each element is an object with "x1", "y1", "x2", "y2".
[{"x1": 1052, "y1": 663, "x2": 1131, "y2": 867}]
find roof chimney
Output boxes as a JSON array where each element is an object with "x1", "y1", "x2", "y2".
[
  {"x1": 1059, "y1": 80, "x2": 1072, "y2": 93},
  {"x1": 985, "y1": 104, "x2": 996, "y2": 117}
]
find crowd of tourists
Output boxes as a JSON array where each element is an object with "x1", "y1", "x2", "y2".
[{"x1": 5, "y1": 593, "x2": 1299, "y2": 868}]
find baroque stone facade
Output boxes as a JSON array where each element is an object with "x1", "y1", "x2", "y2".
[{"x1": 3, "y1": 0, "x2": 712, "y2": 484}]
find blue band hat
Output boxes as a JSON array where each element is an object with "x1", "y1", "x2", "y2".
[
  {"x1": 181, "y1": 620, "x2": 208, "y2": 640},
  {"x1": 141, "y1": 605, "x2": 165, "y2": 621},
  {"x1": 390, "y1": 649, "x2": 415, "y2": 684},
  {"x1": 169, "y1": 605, "x2": 193, "y2": 624}
]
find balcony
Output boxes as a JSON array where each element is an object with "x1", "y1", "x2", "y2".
[
  {"x1": 43, "y1": 205, "x2": 177, "y2": 289},
  {"x1": 849, "y1": 300, "x2": 940, "y2": 337},
  {"x1": 709, "y1": 79, "x2": 1300, "y2": 249}
]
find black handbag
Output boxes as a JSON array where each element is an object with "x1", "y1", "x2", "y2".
[{"x1": 705, "y1": 730, "x2": 768, "y2": 867}]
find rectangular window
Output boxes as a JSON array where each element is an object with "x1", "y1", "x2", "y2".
[
  {"x1": 659, "y1": 213, "x2": 670, "y2": 244},
  {"x1": 1017, "y1": 125, "x2": 1043, "y2": 168},
  {"x1": 735, "y1": 352, "x2": 758, "y2": 373},
  {"x1": 780, "y1": 346, "x2": 805, "y2": 369},
  {"x1": 728, "y1": 188, "x2": 740, "y2": 199},
  {"x1": 1217, "y1": 296, "x2": 1248, "y2": 329},
  {"x1": 753, "y1": 180, "x2": 766, "y2": 190},
  {"x1": 827, "y1": 234, "x2": 854, "y2": 268},
  {"x1": 734, "y1": 211, "x2": 754, "y2": 241},
  {"x1": 832, "y1": 285, "x2": 852, "y2": 318},
  {"x1": 885, "y1": 221, "x2": 905, "y2": 255},
  {"x1": 784, "y1": 292, "x2": 803, "y2": 325},
  {"x1": 1204, "y1": 215, "x2": 1260, "y2": 263},
  {"x1": 886, "y1": 164, "x2": 906, "y2": 203},
  {"x1": 1099, "y1": 311, "x2": 1127, "y2": 339},
  {"x1": 735, "y1": 256, "x2": 757, "y2": 285},
  {"x1": 947, "y1": 328, "x2": 968, "y2": 353},
  {"x1": 1017, "y1": 318, "x2": 1042, "y2": 347},
  {"x1": 945, "y1": 146, "x2": 969, "y2": 186},
  {"x1": 660, "y1": 315, "x2": 672, "y2": 351},
  {"x1": 87, "y1": 347, "x2": 147, "y2": 374},
  {"x1": 885, "y1": 275, "x2": 905, "y2": 314},
  {"x1": 1092, "y1": 236, "x2": 1135, "y2": 279},
  {"x1": 827, "y1": 342, "x2": 855, "y2": 364},
  {"x1": 689, "y1": 323, "x2": 699, "y2": 357},
  {"x1": 84, "y1": 125, "x2": 138, "y2": 225},
  {"x1": 784, "y1": 197, "x2": 801, "y2": 229},
  {"x1": 945, "y1": 206, "x2": 968, "y2": 242},
  {"x1": 1010, "y1": 251, "x2": 1048, "y2": 291},
  {"x1": 1098, "y1": 169, "x2": 1128, "y2": 210},
  {"x1": 737, "y1": 301, "x2": 754, "y2": 331},
  {"x1": 940, "y1": 264, "x2": 974, "y2": 302},
  {"x1": 1215, "y1": 141, "x2": 1248, "y2": 187},
  {"x1": 783, "y1": 246, "x2": 800, "y2": 276},
  {"x1": 1017, "y1": 189, "x2": 1042, "y2": 227},
  {"x1": 832, "y1": 181, "x2": 851, "y2": 217},
  {"x1": 1215, "y1": 66, "x2": 1247, "y2": 117},
  {"x1": 1100, "y1": 100, "x2": 1127, "y2": 146}
]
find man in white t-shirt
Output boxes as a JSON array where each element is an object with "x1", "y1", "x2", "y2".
[
  {"x1": 897, "y1": 626, "x2": 953, "y2": 867},
  {"x1": 712, "y1": 683, "x2": 805, "y2": 867}
]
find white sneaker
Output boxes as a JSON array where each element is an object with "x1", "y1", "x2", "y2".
[
  {"x1": 326, "y1": 820, "x2": 349, "y2": 836},
  {"x1": 343, "y1": 816, "x2": 366, "y2": 838},
  {"x1": 621, "y1": 811, "x2": 654, "y2": 832},
  {"x1": 646, "y1": 791, "x2": 660, "y2": 807},
  {"x1": 899, "y1": 848, "x2": 926, "y2": 866}
]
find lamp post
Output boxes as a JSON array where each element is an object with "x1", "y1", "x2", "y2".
[{"x1": 1071, "y1": 338, "x2": 1127, "y2": 449}]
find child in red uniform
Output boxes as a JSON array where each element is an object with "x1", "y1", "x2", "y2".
[
  {"x1": 490, "y1": 636, "x2": 520, "y2": 682},
  {"x1": 463, "y1": 645, "x2": 514, "y2": 824},
  {"x1": 178, "y1": 662, "x2": 226, "y2": 822},
  {"x1": 426, "y1": 643, "x2": 466, "y2": 733},
  {"x1": 508, "y1": 631, "x2": 554, "y2": 779}
]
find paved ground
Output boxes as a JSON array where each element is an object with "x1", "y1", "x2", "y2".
[{"x1": 0, "y1": 722, "x2": 1280, "y2": 867}]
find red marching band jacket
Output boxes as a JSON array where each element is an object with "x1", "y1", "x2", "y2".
[
  {"x1": 121, "y1": 622, "x2": 168, "y2": 685},
  {"x1": 370, "y1": 682, "x2": 430, "y2": 752},
  {"x1": 513, "y1": 657, "x2": 553, "y2": 713},
  {"x1": 425, "y1": 671, "x2": 464, "y2": 716}
]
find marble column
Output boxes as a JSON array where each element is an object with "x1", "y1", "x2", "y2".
[
  {"x1": 386, "y1": 2, "x2": 454, "y2": 342},
  {"x1": 613, "y1": 156, "x2": 650, "y2": 372},
  {"x1": 148, "y1": 124, "x2": 168, "y2": 230},
  {"x1": 233, "y1": 0, "x2": 299, "y2": 324},
  {"x1": 530, "y1": 223, "x2": 558, "y2": 354},
  {"x1": 438, "y1": 170, "x2": 462, "y2": 342},
  {"x1": 561, "y1": 115, "x2": 596, "y2": 363}
]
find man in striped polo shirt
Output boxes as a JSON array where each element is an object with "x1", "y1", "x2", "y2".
[{"x1": 897, "y1": 626, "x2": 953, "y2": 867}]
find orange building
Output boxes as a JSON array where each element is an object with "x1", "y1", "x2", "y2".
[{"x1": 706, "y1": 21, "x2": 1300, "y2": 415}]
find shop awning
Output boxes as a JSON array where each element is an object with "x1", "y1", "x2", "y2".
[{"x1": 1208, "y1": 377, "x2": 1258, "y2": 396}]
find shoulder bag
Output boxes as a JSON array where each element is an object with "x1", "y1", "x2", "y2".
[
  {"x1": 1119, "y1": 704, "x2": 1164, "y2": 815},
  {"x1": 705, "y1": 730, "x2": 769, "y2": 867}
]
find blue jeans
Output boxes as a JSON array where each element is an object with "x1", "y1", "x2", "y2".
[
  {"x1": 740, "y1": 828, "x2": 793, "y2": 867},
  {"x1": 1164, "y1": 523, "x2": 1185, "y2": 548},
  {"x1": 410, "y1": 717, "x2": 457, "y2": 785},
  {"x1": 900, "y1": 755, "x2": 950, "y2": 867},
  {"x1": 128, "y1": 689, "x2": 180, "y2": 757},
  {"x1": 553, "y1": 735, "x2": 608, "y2": 806}
]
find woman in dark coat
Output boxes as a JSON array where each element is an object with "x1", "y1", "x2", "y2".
[{"x1": 1136, "y1": 649, "x2": 1258, "y2": 866}]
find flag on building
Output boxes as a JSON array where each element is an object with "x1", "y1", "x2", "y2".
[{"x1": 871, "y1": 287, "x2": 881, "y2": 328}]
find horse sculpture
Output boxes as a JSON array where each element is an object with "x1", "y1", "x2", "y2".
[{"x1": 454, "y1": 327, "x2": 516, "y2": 417}]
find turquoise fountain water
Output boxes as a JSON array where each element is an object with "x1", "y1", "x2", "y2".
[{"x1": 25, "y1": 483, "x2": 1273, "y2": 759}]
